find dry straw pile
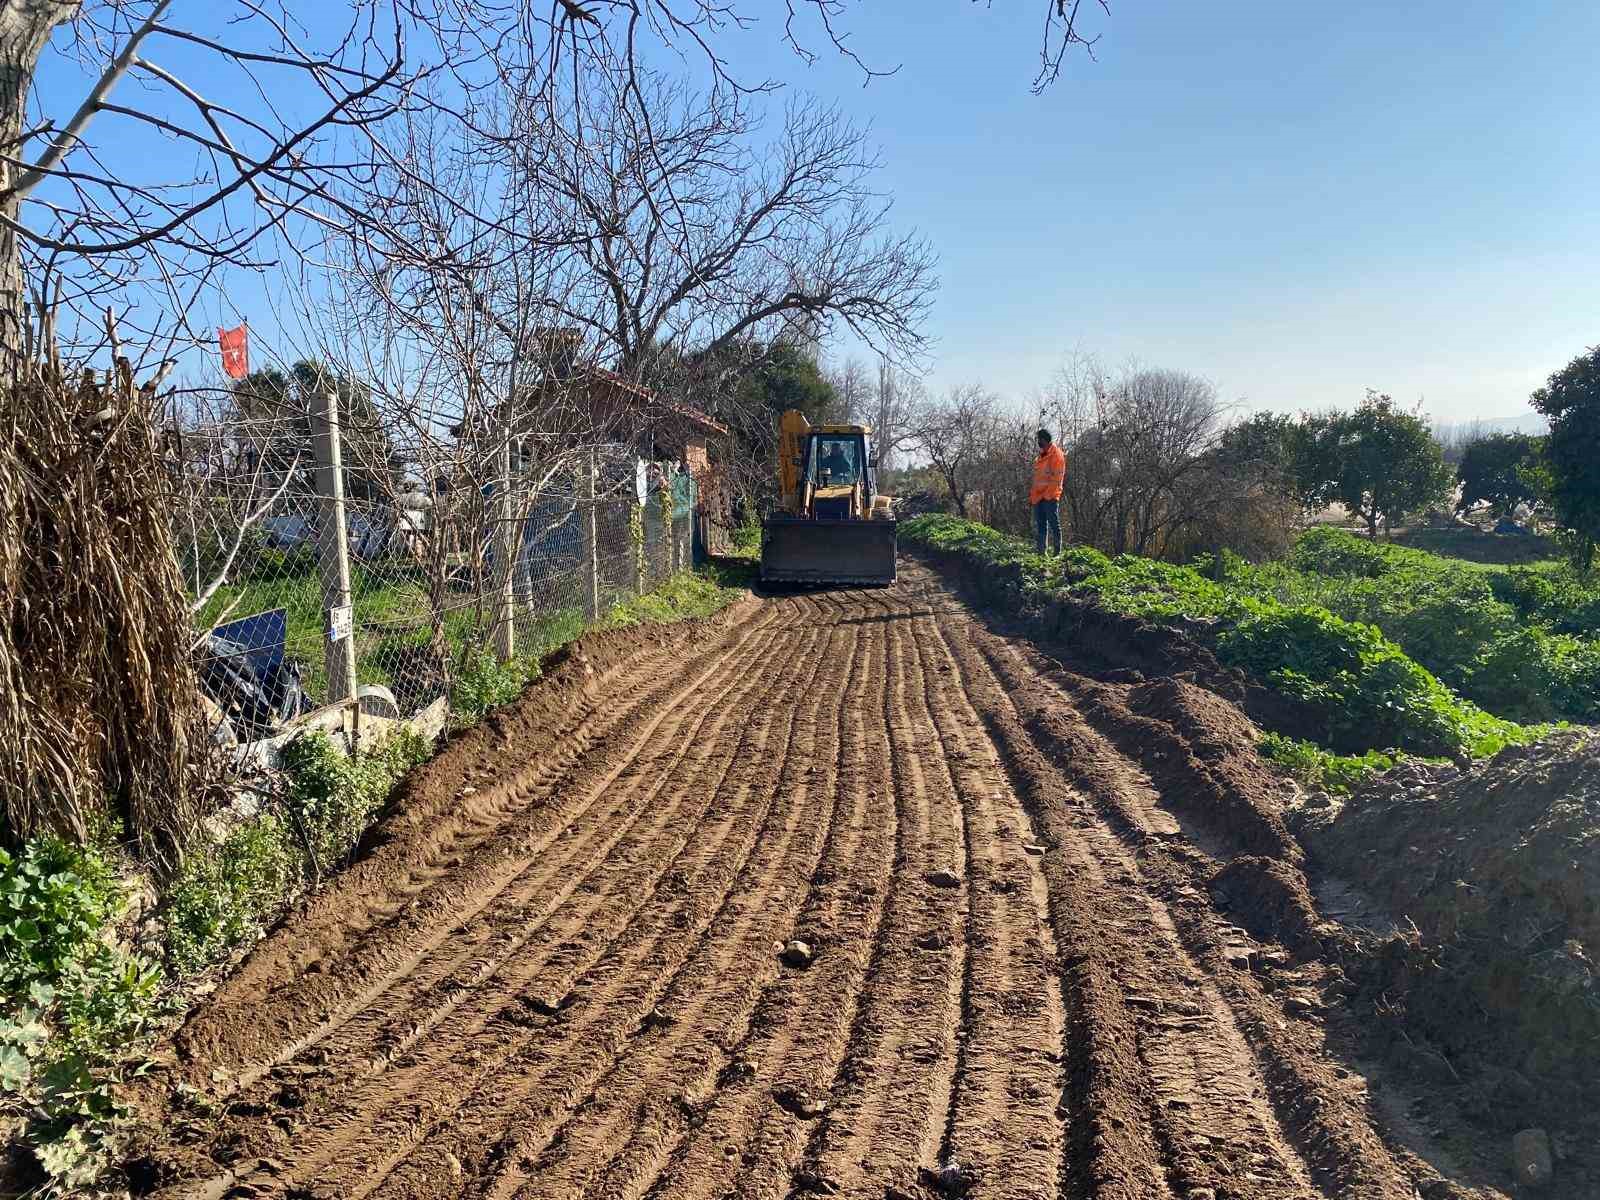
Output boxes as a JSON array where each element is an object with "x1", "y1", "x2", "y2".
[{"x1": 1, "y1": 354, "x2": 202, "y2": 857}]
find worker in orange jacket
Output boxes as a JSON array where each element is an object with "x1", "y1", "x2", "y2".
[{"x1": 1030, "y1": 428, "x2": 1066, "y2": 555}]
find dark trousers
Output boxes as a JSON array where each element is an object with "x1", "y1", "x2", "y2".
[{"x1": 1034, "y1": 499, "x2": 1061, "y2": 554}]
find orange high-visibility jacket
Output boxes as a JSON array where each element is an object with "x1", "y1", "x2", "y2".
[{"x1": 1030, "y1": 443, "x2": 1066, "y2": 504}]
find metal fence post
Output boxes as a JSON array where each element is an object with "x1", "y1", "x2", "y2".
[
  {"x1": 492, "y1": 430, "x2": 516, "y2": 662},
  {"x1": 658, "y1": 466, "x2": 675, "y2": 578},
  {"x1": 310, "y1": 388, "x2": 358, "y2": 706},
  {"x1": 581, "y1": 449, "x2": 599, "y2": 620},
  {"x1": 634, "y1": 501, "x2": 647, "y2": 597}
]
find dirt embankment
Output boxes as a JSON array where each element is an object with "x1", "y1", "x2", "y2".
[
  {"x1": 910, "y1": 543, "x2": 1332, "y2": 745},
  {"x1": 1293, "y1": 734, "x2": 1600, "y2": 1174},
  {"x1": 913, "y1": 544, "x2": 1600, "y2": 1197}
]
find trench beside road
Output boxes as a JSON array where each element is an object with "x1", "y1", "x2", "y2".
[{"x1": 133, "y1": 561, "x2": 1478, "y2": 1200}]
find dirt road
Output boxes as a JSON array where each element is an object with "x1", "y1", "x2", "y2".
[{"x1": 134, "y1": 562, "x2": 1489, "y2": 1200}]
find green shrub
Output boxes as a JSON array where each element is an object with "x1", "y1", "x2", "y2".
[
  {"x1": 281, "y1": 731, "x2": 431, "y2": 877},
  {"x1": 1058, "y1": 543, "x2": 1113, "y2": 582},
  {"x1": 903, "y1": 513, "x2": 1083, "y2": 595},
  {"x1": 451, "y1": 647, "x2": 534, "y2": 724},
  {"x1": 1289, "y1": 526, "x2": 1395, "y2": 578},
  {"x1": 902, "y1": 514, "x2": 1544, "y2": 760},
  {"x1": 1490, "y1": 564, "x2": 1600, "y2": 637},
  {"x1": 1068, "y1": 552, "x2": 1263, "y2": 623},
  {"x1": 605, "y1": 570, "x2": 734, "y2": 628},
  {"x1": 1542, "y1": 634, "x2": 1600, "y2": 723},
  {"x1": 164, "y1": 731, "x2": 429, "y2": 974},
  {"x1": 163, "y1": 816, "x2": 297, "y2": 975},
  {"x1": 1384, "y1": 583, "x2": 1516, "y2": 690},
  {"x1": 730, "y1": 511, "x2": 762, "y2": 558}
]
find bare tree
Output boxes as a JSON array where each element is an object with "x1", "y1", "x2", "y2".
[
  {"x1": 910, "y1": 382, "x2": 1004, "y2": 518},
  {"x1": 1043, "y1": 360, "x2": 1239, "y2": 557},
  {"x1": 844, "y1": 356, "x2": 920, "y2": 474},
  {"x1": 830, "y1": 356, "x2": 872, "y2": 424},
  {"x1": 0, "y1": 2, "x2": 426, "y2": 365},
  {"x1": 529, "y1": 70, "x2": 936, "y2": 382}
]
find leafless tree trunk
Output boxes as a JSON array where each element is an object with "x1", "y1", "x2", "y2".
[
  {"x1": 910, "y1": 382, "x2": 1003, "y2": 519},
  {"x1": 1043, "y1": 358, "x2": 1232, "y2": 558},
  {"x1": 0, "y1": 1, "x2": 76, "y2": 357}
]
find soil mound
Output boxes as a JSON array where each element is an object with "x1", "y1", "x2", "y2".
[
  {"x1": 1209, "y1": 855, "x2": 1323, "y2": 954},
  {"x1": 1296, "y1": 732, "x2": 1600, "y2": 1128}
]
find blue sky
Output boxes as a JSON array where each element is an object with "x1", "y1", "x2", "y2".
[
  {"x1": 33, "y1": 2, "x2": 1600, "y2": 423},
  {"x1": 724, "y1": 0, "x2": 1600, "y2": 422}
]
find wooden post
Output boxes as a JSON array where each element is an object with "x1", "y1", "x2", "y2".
[
  {"x1": 581, "y1": 449, "x2": 599, "y2": 620},
  {"x1": 492, "y1": 428, "x2": 516, "y2": 662},
  {"x1": 310, "y1": 388, "x2": 358, "y2": 705}
]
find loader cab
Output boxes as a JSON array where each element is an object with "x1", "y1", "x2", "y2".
[{"x1": 802, "y1": 428, "x2": 875, "y2": 520}]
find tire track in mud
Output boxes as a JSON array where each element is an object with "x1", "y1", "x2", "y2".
[
  {"x1": 158, "y1": 601, "x2": 812, "y2": 1197},
  {"x1": 141, "y1": 569, "x2": 1493, "y2": 1200},
  {"x1": 489, "y1": 604, "x2": 876, "y2": 1200},
  {"x1": 908, "y1": 608, "x2": 1065, "y2": 1199},
  {"x1": 300, "y1": 600, "x2": 794, "y2": 1074},
  {"x1": 624, "y1": 588, "x2": 902, "y2": 1200},
  {"x1": 352, "y1": 595, "x2": 857, "y2": 1200},
  {"x1": 178, "y1": 603, "x2": 786, "y2": 1095},
  {"x1": 325, "y1": 601, "x2": 840, "y2": 1199},
  {"x1": 923, "y1": 577, "x2": 1413, "y2": 1200},
  {"x1": 783, "y1": 598, "x2": 965, "y2": 1200}
]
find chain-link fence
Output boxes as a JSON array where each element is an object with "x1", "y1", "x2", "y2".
[{"x1": 172, "y1": 395, "x2": 701, "y2": 744}]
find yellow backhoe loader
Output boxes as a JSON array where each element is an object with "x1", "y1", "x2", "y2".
[{"x1": 759, "y1": 409, "x2": 897, "y2": 586}]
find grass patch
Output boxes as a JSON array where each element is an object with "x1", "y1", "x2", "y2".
[
  {"x1": 193, "y1": 557, "x2": 441, "y2": 700},
  {"x1": 603, "y1": 569, "x2": 737, "y2": 627},
  {"x1": 1390, "y1": 524, "x2": 1560, "y2": 566}
]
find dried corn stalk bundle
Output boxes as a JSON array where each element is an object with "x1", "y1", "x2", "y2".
[{"x1": 1, "y1": 350, "x2": 201, "y2": 857}]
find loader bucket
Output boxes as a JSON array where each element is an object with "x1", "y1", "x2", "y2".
[{"x1": 759, "y1": 516, "x2": 897, "y2": 587}]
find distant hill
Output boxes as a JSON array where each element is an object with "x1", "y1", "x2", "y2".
[{"x1": 1433, "y1": 412, "x2": 1548, "y2": 442}]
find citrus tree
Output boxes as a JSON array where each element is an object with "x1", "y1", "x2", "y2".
[{"x1": 1529, "y1": 345, "x2": 1600, "y2": 569}]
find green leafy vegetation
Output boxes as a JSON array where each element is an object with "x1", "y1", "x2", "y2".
[
  {"x1": 163, "y1": 730, "x2": 431, "y2": 975},
  {"x1": 903, "y1": 514, "x2": 1563, "y2": 763},
  {"x1": 1217, "y1": 606, "x2": 1522, "y2": 758},
  {"x1": 1, "y1": 838, "x2": 164, "y2": 1190},
  {"x1": 1529, "y1": 344, "x2": 1600, "y2": 570},
  {"x1": 1257, "y1": 734, "x2": 1403, "y2": 794},
  {"x1": 604, "y1": 568, "x2": 737, "y2": 627},
  {"x1": 730, "y1": 511, "x2": 763, "y2": 558}
]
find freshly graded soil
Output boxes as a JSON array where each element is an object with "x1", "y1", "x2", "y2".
[{"x1": 124, "y1": 563, "x2": 1520, "y2": 1200}]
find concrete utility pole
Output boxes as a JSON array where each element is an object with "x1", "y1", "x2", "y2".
[{"x1": 310, "y1": 388, "x2": 358, "y2": 705}]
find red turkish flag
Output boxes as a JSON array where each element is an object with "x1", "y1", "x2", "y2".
[{"x1": 219, "y1": 323, "x2": 249, "y2": 380}]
